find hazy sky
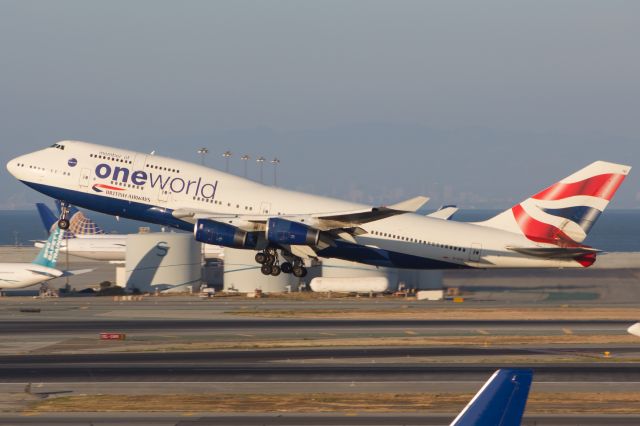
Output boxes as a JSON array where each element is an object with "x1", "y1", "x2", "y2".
[{"x1": 1, "y1": 1, "x2": 639, "y2": 209}]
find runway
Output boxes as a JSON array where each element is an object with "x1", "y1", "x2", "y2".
[
  {"x1": 2, "y1": 345, "x2": 638, "y2": 364},
  {"x1": 0, "y1": 318, "x2": 631, "y2": 334},
  {"x1": 0, "y1": 298, "x2": 637, "y2": 422},
  {"x1": 2, "y1": 413, "x2": 640, "y2": 426},
  {"x1": 1, "y1": 350, "x2": 637, "y2": 381}
]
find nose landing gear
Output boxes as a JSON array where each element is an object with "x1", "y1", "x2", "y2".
[{"x1": 57, "y1": 201, "x2": 71, "y2": 230}]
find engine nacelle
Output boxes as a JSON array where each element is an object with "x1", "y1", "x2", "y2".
[
  {"x1": 194, "y1": 219, "x2": 257, "y2": 249},
  {"x1": 267, "y1": 217, "x2": 320, "y2": 246}
]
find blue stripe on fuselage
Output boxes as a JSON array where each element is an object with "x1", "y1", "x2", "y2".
[
  {"x1": 23, "y1": 181, "x2": 469, "y2": 270},
  {"x1": 317, "y1": 240, "x2": 470, "y2": 269},
  {"x1": 22, "y1": 181, "x2": 194, "y2": 232}
]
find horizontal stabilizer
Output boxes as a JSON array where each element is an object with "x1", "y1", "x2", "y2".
[
  {"x1": 61, "y1": 268, "x2": 94, "y2": 277},
  {"x1": 506, "y1": 246, "x2": 600, "y2": 259},
  {"x1": 25, "y1": 269, "x2": 60, "y2": 279}
]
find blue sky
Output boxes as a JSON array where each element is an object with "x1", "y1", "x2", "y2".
[{"x1": 1, "y1": 1, "x2": 639, "y2": 209}]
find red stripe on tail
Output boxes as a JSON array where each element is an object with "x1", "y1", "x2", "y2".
[
  {"x1": 512, "y1": 204, "x2": 577, "y2": 246},
  {"x1": 532, "y1": 173, "x2": 625, "y2": 201}
]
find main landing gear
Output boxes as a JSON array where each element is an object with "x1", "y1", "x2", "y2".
[
  {"x1": 255, "y1": 248, "x2": 307, "y2": 277},
  {"x1": 57, "y1": 201, "x2": 71, "y2": 230}
]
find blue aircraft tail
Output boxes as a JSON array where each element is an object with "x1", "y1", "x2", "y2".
[
  {"x1": 450, "y1": 369, "x2": 533, "y2": 426},
  {"x1": 36, "y1": 203, "x2": 59, "y2": 235},
  {"x1": 32, "y1": 227, "x2": 66, "y2": 268}
]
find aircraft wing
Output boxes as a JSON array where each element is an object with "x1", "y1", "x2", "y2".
[
  {"x1": 179, "y1": 196, "x2": 429, "y2": 258},
  {"x1": 427, "y1": 205, "x2": 458, "y2": 220},
  {"x1": 172, "y1": 196, "x2": 429, "y2": 231},
  {"x1": 311, "y1": 195, "x2": 427, "y2": 227},
  {"x1": 450, "y1": 369, "x2": 532, "y2": 426}
]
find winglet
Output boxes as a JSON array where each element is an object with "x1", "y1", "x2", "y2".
[
  {"x1": 450, "y1": 368, "x2": 532, "y2": 426},
  {"x1": 388, "y1": 196, "x2": 429, "y2": 212},
  {"x1": 427, "y1": 205, "x2": 459, "y2": 220}
]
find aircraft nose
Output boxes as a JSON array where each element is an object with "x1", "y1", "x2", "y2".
[{"x1": 6, "y1": 157, "x2": 19, "y2": 176}]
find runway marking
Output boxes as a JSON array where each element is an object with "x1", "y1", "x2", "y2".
[
  {"x1": 404, "y1": 330, "x2": 417, "y2": 335},
  {"x1": 236, "y1": 334, "x2": 255, "y2": 337},
  {"x1": 476, "y1": 329, "x2": 490, "y2": 335},
  {"x1": 562, "y1": 327, "x2": 573, "y2": 335}
]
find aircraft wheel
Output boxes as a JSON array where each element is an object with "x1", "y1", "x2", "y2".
[
  {"x1": 292, "y1": 266, "x2": 306, "y2": 278},
  {"x1": 58, "y1": 219, "x2": 70, "y2": 230},
  {"x1": 265, "y1": 254, "x2": 276, "y2": 265},
  {"x1": 260, "y1": 264, "x2": 272, "y2": 275},
  {"x1": 280, "y1": 262, "x2": 293, "y2": 274},
  {"x1": 270, "y1": 265, "x2": 281, "y2": 276},
  {"x1": 255, "y1": 252, "x2": 267, "y2": 264}
]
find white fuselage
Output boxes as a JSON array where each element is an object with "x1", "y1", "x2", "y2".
[
  {"x1": 34, "y1": 234, "x2": 223, "y2": 261},
  {"x1": 0, "y1": 263, "x2": 62, "y2": 289},
  {"x1": 34, "y1": 237, "x2": 126, "y2": 261},
  {"x1": 8, "y1": 141, "x2": 587, "y2": 269}
]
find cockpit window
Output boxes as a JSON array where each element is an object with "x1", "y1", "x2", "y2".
[{"x1": 49, "y1": 143, "x2": 65, "y2": 150}]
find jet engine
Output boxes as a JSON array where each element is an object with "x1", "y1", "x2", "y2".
[
  {"x1": 194, "y1": 219, "x2": 257, "y2": 249},
  {"x1": 267, "y1": 217, "x2": 320, "y2": 246}
]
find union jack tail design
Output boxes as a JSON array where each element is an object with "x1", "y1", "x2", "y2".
[{"x1": 479, "y1": 161, "x2": 631, "y2": 246}]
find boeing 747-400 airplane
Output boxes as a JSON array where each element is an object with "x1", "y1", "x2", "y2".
[{"x1": 7, "y1": 140, "x2": 630, "y2": 277}]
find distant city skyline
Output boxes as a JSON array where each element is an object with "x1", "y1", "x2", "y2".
[{"x1": 1, "y1": 1, "x2": 638, "y2": 209}]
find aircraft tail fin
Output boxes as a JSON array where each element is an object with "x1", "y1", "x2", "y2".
[
  {"x1": 450, "y1": 368, "x2": 533, "y2": 426},
  {"x1": 36, "y1": 203, "x2": 59, "y2": 235},
  {"x1": 476, "y1": 161, "x2": 631, "y2": 246},
  {"x1": 32, "y1": 227, "x2": 66, "y2": 268},
  {"x1": 55, "y1": 200, "x2": 105, "y2": 235}
]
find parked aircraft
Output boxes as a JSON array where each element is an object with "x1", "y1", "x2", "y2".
[
  {"x1": 34, "y1": 202, "x2": 223, "y2": 261},
  {"x1": 8, "y1": 141, "x2": 630, "y2": 277},
  {"x1": 0, "y1": 227, "x2": 91, "y2": 291},
  {"x1": 450, "y1": 368, "x2": 532, "y2": 426}
]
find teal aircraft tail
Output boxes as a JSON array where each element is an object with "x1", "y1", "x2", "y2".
[{"x1": 32, "y1": 227, "x2": 66, "y2": 268}]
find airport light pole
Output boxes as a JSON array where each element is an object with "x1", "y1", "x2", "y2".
[
  {"x1": 240, "y1": 154, "x2": 250, "y2": 177},
  {"x1": 256, "y1": 156, "x2": 266, "y2": 183},
  {"x1": 196, "y1": 148, "x2": 209, "y2": 278},
  {"x1": 197, "y1": 148, "x2": 209, "y2": 166},
  {"x1": 223, "y1": 151, "x2": 232, "y2": 173},
  {"x1": 271, "y1": 157, "x2": 280, "y2": 186}
]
